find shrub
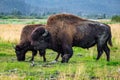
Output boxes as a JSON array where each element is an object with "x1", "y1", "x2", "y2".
[{"x1": 111, "y1": 15, "x2": 120, "y2": 22}]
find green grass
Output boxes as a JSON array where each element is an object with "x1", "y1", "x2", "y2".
[
  {"x1": 0, "y1": 19, "x2": 47, "y2": 24},
  {"x1": 0, "y1": 41, "x2": 120, "y2": 80}
]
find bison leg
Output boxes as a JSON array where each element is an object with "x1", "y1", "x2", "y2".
[
  {"x1": 96, "y1": 46, "x2": 103, "y2": 60},
  {"x1": 61, "y1": 45, "x2": 73, "y2": 63},
  {"x1": 96, "y1": 32, "x2": 109, "y2": 61},
  {"x1": 55, "y1": 53, "x2": 61, "y2": 61},
  {"x1": 103, "y1": 44, "x2": 110, "y2": 61},
  {"x1": 39, "y1": 50, "x2": 46, "y2": 62},
  {"x1": 30, "y1": 50, "x2": 37, "y2": 61},
  {"x1": 96, "y1": 40, "x2": 104, "y2": 61}
]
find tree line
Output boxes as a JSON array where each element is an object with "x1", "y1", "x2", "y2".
[{"x1": 0, "y1": 10, "x2": 120, "y2": 22}]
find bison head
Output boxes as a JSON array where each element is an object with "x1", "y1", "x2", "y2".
[
  {"x1": 15, "y1": 45, "x2": 26, "y2": 61},
  {"x1": 31, "y1": 27, "x2": 51, "y2": 50}
]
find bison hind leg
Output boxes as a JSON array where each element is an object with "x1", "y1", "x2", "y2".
[
  {"x1": 96, "y1": 38, "x2": 106, "y2": 61},
  {"x1": 96, "y1": 43, "x2": 104, "y2": 61},
  {"x1": 103, "y1": 44, "x2": 110, "y2": 61},
  {"x1": 96, "y1": 30, "x2": 110, "y2": 61}
]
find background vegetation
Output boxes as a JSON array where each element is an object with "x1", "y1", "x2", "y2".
[{"x1": 111, "y1": 15, "x2": 120, "y2": 22}]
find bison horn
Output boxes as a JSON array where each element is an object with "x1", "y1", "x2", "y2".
[{"x1": 42, "y1": 29, "x2": 48, "y2": 37}]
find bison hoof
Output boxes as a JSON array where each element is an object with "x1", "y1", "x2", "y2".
[
  {"x1": 61, "y1": 60, "x2": 68, "y2": 63},
  {"x1": 51, "y1": 60, "x2": 57, "y2": 63},
  {"x1": 30, "y1": 61, "x2": 35, "y2": 67},
  {"x1": 29, "y1": 59, "x2": 33, "y2": 62}
]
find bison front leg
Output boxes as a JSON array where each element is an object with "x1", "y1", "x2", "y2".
[
  {"x1": 55, "y1": 53, "x2": 61, "y2": 61},
  {"x1": 30, "y1": 50, "x2": 37, "y2": 61},
  {"x1": 61, "y1": 45, "x2": 73, "y2": 63},
  {"x1": 39, "y1": 50, "x2": 46, "y2": 62}
]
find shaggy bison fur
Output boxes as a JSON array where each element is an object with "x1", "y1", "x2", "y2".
[
  {"x1": 31, "y1": 14, "x2": 112, "y2": 63},
  {"x1": 15, "y1": 24, "x2": 46, "y2": 62}
]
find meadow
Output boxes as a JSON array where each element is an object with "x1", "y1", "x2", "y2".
[{"x1": 0, "y1": 19, "x2": 120, "y2": 80}]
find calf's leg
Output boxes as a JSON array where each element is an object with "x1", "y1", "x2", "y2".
[{"x1": 30, "y1": 50, "x2": 37, "y2": 61}]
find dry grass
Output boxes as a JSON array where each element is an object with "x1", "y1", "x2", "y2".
[
  {"x1": 0, "y1": 24, "x2": 25, "y2": 43},
  {"x1": 109, "y1": 24, "x2": 120, "y2": 46},
  {"x1": 57, "y1": 64, "x2": 86, "y2": 80},
  {"x1": 0, "y1": 74, "x2": 25, "y2": 80}
]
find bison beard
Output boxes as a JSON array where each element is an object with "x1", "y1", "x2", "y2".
[{"x1": 31, "y1": 14, "x2": 112, "y2": 63}]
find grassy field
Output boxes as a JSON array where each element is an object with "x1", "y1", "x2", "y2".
[
  {"x1": 0, "y1": 19, "x2": 47, "y2": 24},
  {"x1": 0, "y1": 19, "x2": 120, "y2": 80}
]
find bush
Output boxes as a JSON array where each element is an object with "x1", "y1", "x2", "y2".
[{"x1": 111, "y1": 15, "x2": 120, "y2": 22}]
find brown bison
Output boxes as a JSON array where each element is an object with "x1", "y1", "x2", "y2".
[
  {"x1": 15, "y1": 24, "x2": 47, "y2": 62},
  {"x1": 31, "y1": 14, "x2": 112, "y2": 63}
]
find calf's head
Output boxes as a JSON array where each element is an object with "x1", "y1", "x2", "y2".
[
  {"x1": 31, "y1": 27, "x2": 51, "y2": 50},
  {"x1": 15, "y1": 45, "x2": 26, "y2": 61}
]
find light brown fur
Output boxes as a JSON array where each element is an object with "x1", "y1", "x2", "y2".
[
  {"x1": 46, "y1": 14, "x2": 89, "y2": 45},
  {"x1": 20, "y1": 24, "x2": 45, "y2": 45}
]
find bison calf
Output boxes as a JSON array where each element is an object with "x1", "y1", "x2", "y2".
[{"x1": 15, "y1": 24, "x2": 46, "y2": 62}]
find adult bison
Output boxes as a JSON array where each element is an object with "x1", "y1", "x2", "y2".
[
  {"x1": 15, "y1": 24, "x2": 47, "y2": 62},
  {"x1": 31, "y1": 14, "x2": 112, "y2": 63}
]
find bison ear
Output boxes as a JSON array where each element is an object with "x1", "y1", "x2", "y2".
[{"x1": 42, "y1": 29, "x2": 48, "y2": 37}]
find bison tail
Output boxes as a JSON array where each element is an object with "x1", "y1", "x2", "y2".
[{"x1": 108, "y1": 34, "x2": 113, "y2": 47}]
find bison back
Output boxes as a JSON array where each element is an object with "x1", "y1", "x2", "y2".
[{"x1": 20, "y1": 24, "x2": 45, "y2": 44}]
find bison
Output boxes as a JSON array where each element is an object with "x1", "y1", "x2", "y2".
[
  {"x1": 15, "y1": 24, "x2": 47, "y2": 62},
  {"x1": 31, "y1": 14, "x2": 112, "y2": 63}
]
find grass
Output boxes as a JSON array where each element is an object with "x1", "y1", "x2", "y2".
[
  {"x1": 0, "y1": 19, "x2": 47, "y2": 24},
  {"x1": 0, "y1": 42, "x2": 120, "y2": 80},
  {"x1": 0, "y1": 19, "x2": 120, "y2": 80}
]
